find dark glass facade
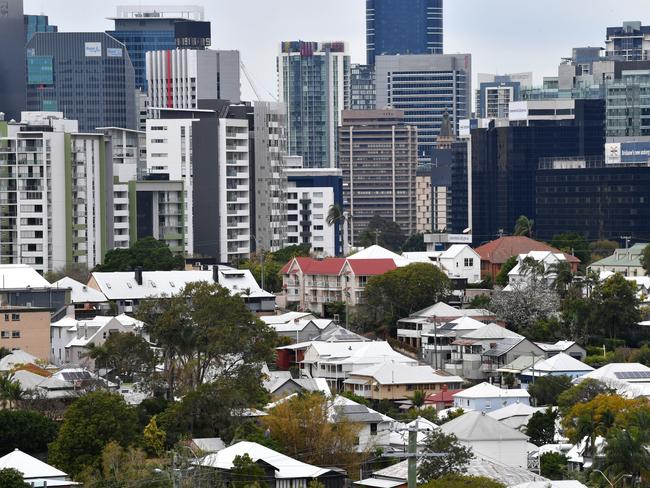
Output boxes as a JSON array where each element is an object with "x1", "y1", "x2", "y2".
[
  {"x1": 25, "y1": 32, "x2": 136, "y2": 131},
  {"x1": 366, "y1": 0, "x2": 443, "y2": 65},
  {"x1": 536, "y1": 159, "x2": 650, "y2": 241},
  {"x1": 0, "y1": 0, "x2": 26, "y2": 122},
  {"x1": 25, "y1": 14, "x2": 57, "y2": 42},
  {"x1": 350, "y1": 64, "x2": 376, "y2": 111},
  {"x1": 470, "y1": 100, "x2": 605, "y2": 245},
  {"x1": 449, "y1": 141, "x2": 468, "y2": 234}
]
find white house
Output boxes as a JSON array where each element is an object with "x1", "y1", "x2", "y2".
[
  {"x1": 520, "y1": 352, "x2": 594, "y2": 385},
  {"x1": 534, "y1": 340, "x2": 586, "y2": 360},
  {"x1": 487, "y1": 402, "x2": 547, "y2": 430},
  {"x1": 453, "y1": 382, "x2": 529, "y2": 412},
  {"x1": 329, "y1": 395, "x2": 393, "y2": 452},
  {"x1": 505, "y1": 251, "x2": 570, "y2": 290},
  {"x1": 574, "y1": 362, "x2": 650, "y2": 398},
  {"x1": 0, "y1": 449, "x2": 77, "y2": 487},
  {"x1": 440, "y1": 410, "x2": 531, "y2": 468},
  {"x1": 402, "y1": 244, "x2": 481, "y2": 283}
]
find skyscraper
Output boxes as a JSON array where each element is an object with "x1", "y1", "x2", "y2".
[
  {"x1": 277, "y1": 41, "x2": 350, "y2": 169},
  {"x1": 24, "y1": 14, "x2": 57, "y2": 42},
  {"x1": 26, "y1": 32, "x2": 136, "y2": 132},
  {"x1": 0, "y1": 0, "x2": 26, "y2": 122},
  {"x1": 108, "y1": 5, "x2": 211, "y2": 91},
  {"x1": 366, "y1": 0, "x2": 443, "y2": 65},
  {"x1": 350, "y1": 64, "x2": 376, "y2": 111},
  {"x1": 475, "y1": 73, "x2": 532, "y2": 119},
  {"x1": 606, "y1": 21, "x2": 650, "y2": 61}
]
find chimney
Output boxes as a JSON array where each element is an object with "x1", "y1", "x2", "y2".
[
  {"x1": 134, "y1": 267, "x2": 143, "y2": 286},
  {"x1": 212, "y1": 265, "x2": 219, "y2": 283}
]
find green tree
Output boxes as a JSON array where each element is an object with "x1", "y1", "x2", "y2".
[
  {"x1": 549, "y1": 261, "x2": 574, "y2": 297},
  {"x1": 48, "y1": 391, "x2": 139, "y2": 477},
  {"x1": 420, "y1": 474, "x2": 504, "y2": 488},
  {"x1": 231, "y1": 453, "x2": 268, "y2": 488},
  {"x1": 271, "y1": 244, "x2": 311, "y2": 263},
  {"x1": 557, "y1": 379, "x2": 613, "y2": 415},
  {"x1": 603, "y1": 410, "x2": 650, "y2": 484},
  {"x1": 0, "y1": 373, "x2": 23, "y2": 409},
  {"x1": 526, "y1": 407, "x2": 558, "y2": 446},
  {"x1": 641, "y1": 244, "x2": 650, "y2": 276},
  {"x1": 0, "y1": 468, "x2": 29, "y2": 488},
  {"x1": 527, "y1": 375, "x2": 572, "y2": 407},
  {"x1": 495, "y1": 256, "x2": 518, "y2": 286},
  {"x1": 589, "y1": 240, "x2": 619, "y2": 262},
  {"x1": 401, "y1": 233, "x2": 426, "y2": 252},
  {"x1": 326, "y1": 204, "x2": 348, "y2": 255},
  {"x1": 143, "y1": 416, "x2": 166, "y2": 457},
  {"x1": 362, "y1": 263, "x2": 450, "y2": 336},
  {"x1": 417, "y1": 430, "x2": 473, "y2": 481},
  {"x1": 513, "y1": 215, "x2": 534, "y2": 237},
  {"x1": 590, "y1": 273, "x2": 641, "y2": 339},
  {"x1": 550, "y1": 232, "x2": 589, "y2": 264},
  {"x1": 540, "y1": 452, "x2": 567, "y2": 480},
  {"x1": 44, "y1": 262, "x2": 91, "y2": 284},
  {"x1": 0, "y1": 409, "x2": 58, "y2": 456},
  {"x1": 96, "y1": 236, "x2": 184, "y2": 272},
  {"x1": 358, "y1": 215, "x2": 405, "y2": 252},
  {"x1": 240, "y1": 255, "x2": 283, "y2": 293},
  {"x1": 88, "y1": 332, "x2": 155, "y2": 383},
  {"x1": 411, "y1": 390, "x2": 426, "y2": 408}
]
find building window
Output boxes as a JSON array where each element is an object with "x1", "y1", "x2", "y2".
[
  {"x1": 11, "y1": 314, "x2": 19, "y2": 321},
  {"x1": 11, "y1": 331, "x2": 20, "y2": 338},
  {"x1": 464, "y1": 258, "x2": 474, "y2": 267},
  {"x1": 0, "y1": 331, "x2": 8, "y2": 338},
  {"x1": 3, "y1": 314, "x2": 7, "y2": 322},
  {"x1": 370, "y1": 423, "x2": 378, "y2": 436}
]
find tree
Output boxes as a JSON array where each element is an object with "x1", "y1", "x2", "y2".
[
  {"x1": 540, "y1": 452, "x2": 567, "y2": 480},
  {"x1": 231, "y1": 453, "x2": 268, "y2": 488},
  {"x1": 412, "y1": 390, "x2": 426, "y2": 408},
  {"x1": 138, "y1": 282, "x2": 277, "y2": 398},
  {"x1": 44, "y1": 262, "x2": 90, "y2": 284},
  {"x1": 603, "y1": 410, "x2": 650, "y2": 484},
  {"x1": 143, "y1": 416, "x2": 166, "y2": 457},
  {"x1": 417, "y1": 430, "x2": 473, "y2": 481},
  {"x1": 590, "y1": 273, "x2": 641, "y2": 339},
  {"x1": 513, "y1": 215, "x2": 534, "y2": 237},
  {"x1": 495, "y1": 256, "x2": 518, "y2": 286},
  {"x1": 526, "y1": 408, "x2": 558, "y2": 446},
  {"x1": 556, "y1": 379, "x2": 613, "y2": 415},
  {"x1": 550, "y1": 231, "x2": 589, "y2": 265},
  {"x1": 0, "y1": 469, "x2": 29, "y2": 488},
  {"x1": 96, "y1": 236, "x2": 184, "y2": 272},
  {"x1": 262, "y1": 393, "x2": 366, "y2": 476},
  {"x1": 401, "y1": 233, "x2": 426, "y2": 252},
  {"x1": 641, "y1": 244, "x2": 650, "y2": 276},
  {"x1": 549, "y1": 261, "x2": 574, "y2": 297},
  {"x1": 489, "y1": 278, "x2": 559, "y2": 330},
  {"x1": 527, "y1": 375, "x2": 572, "y2": 407},
  {"x1": 358, "y1": 215, "x2": 405, "y2": 252},
  {"x1": 362, "y1": 263, "x2": 450, "y2": 336},
  {"x1": 88, "y1": 332, "x2": 155, "y2": 383},
  {"x1": 240, "y1": 255, "x2": 283, "y2": 293},
  {"x1": 48, "y1": 391, "x2": 139, "y2": 477},
  {"x1": 0, "y1": 373, "x2": 23, "y2": 409},
  {"x1": 326, "y1": 204, "x2": 349, "y2": 255},
  {"x1": 0, "y1": 409, "x2": 58, "y2": 456},
  {"x1": 271, "y1": 244, "x2": 311, "y2": 264},
  {"x1": 420, "y1": 474, "x2": 504, "y2": 488},
  {"x1": 590, "y1": 240, "x2": 618, "y2": 262}
]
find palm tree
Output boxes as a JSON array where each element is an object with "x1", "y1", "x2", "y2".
[
  {"x1": 326, "y1": 204, "x2": 350, "y2": 255},
  {"x1": 0, "y1": 373, "x2": 23, "y2": 409},
  {"x1": 412, "y1": 390, "x2": 426, "y2": 408},
  {"x1": 514, "y1": 215, "x2": 534, "y2": 237},
  {"x1": 549, "y1": 260, "x2": 574, "y2": 296}
]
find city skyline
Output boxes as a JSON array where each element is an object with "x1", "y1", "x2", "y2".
[{"x1": 25, "y1": 0, "x2": 648, "y2": 102}]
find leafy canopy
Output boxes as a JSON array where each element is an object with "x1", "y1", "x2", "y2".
[
  {"x1": 358, "y1": 215, "x2": 405, "y2": 252},
  {"x1": 417, "y1": 430, "x2": 473, "y2": 481},
  {"x1": 527, "y1": 375, "x2": 572, "y2": 407},
  {"x1": 96, "y1": 236, "x2": 184, "y2": 272},
  {"x1": 0, "y1": 409, "x2": 58, "y2": 456}
]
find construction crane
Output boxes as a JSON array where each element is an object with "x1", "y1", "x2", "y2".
[{"x1": 240, "y1": 60, "x2": 277, "y2": 102}]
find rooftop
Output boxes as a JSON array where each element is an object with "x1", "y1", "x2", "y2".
[
  {"x1": 522, "y1": 352, "x2": 593, "y2": 375},
  {"x1": 0, "y1": 448, "x2": 68, "y2": 480},
  {"x1": 453, "y1": 382, "x2": 529, "y2": 400},
  {"x1": 346, "y1": 363, "x2": 463, "y2": 386},
  {"x1": 440, "y1": 410, "x2": 529, "y2": 441},
  {"x1": 52, "y1": 277, "x2": 107, "y2": 303},
  {"x1": 0, "y1": 264, "x2": 53, "y2": 289},
  {"x1": 475, "y1": 236, "x2": 580, "y2": 264}
]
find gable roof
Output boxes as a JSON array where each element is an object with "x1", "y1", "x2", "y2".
[
  {"x1": 281, "y1": 257, "x2": 346, "y2": 276},
  {"x1": 487, "y1": 402, "x2": 546, "y2": 421},
  {"x1": 52, "y1": 277, "x2": 107, "y2": 303},
  {"x1": 475, "y1": 236, "x2": 580, "y2": 265},
  {"x1": 348, "y1": 245, "x2": 410, "y2": 266},
  {"x1": 347, "y1": 363, "x2": 463, "y2": 386},
  {"x1": 0, "y1": 449, "x2": 68, "y2": 479},
  {"x1": 425, "y1": 388, "x2": 464, "y2": 404},
  {"x1": 440, "y1": 410, "x2": 529, "y2": 441},
  {"x1": 451, "y1": 316, "x2": 489, "y2": 331},
  {"x1": 0, "y1": 350, "x2": 39, "y2": 371},
  {"x1": 523, "y1": 352, "x2": 593, "y2": 375},
  {"x1": 453, "y1": 382, "x2": 529, "y2": 400},
  {"x1": 344, "y1": 258, "x2": 397, "y2": 276},
  {"x1": 460, "y1": 323, "x2": 523, "y2": 340},
  {"x1": 0, "y1": 264, "x2": 53, "y2": 289}
]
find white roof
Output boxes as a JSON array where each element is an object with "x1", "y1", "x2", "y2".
[
  {"x1": 347, "y1": 363, "x2": 463, "y2": 386},
  {"x1": 535, "y1": 340, "x2": 580, "y2": 352},
  {"x1": 91, "y1": 266, "x2": 273, "y2": 301},
  {"x1": 0, "y1": 264, "x2": 52, "y2": 289},
  {"x1": 11, "y1": 370, "x2": 51, "y2": 390},
  {"x1": 460, "y1": 323, "x2": 523, "y2": 340},
  {"x1": 348, "y1": 245, "x2": 411, "y2": 266},
  {"x1": 260, "y1": 312, "x2": 316, "y2": 325},
  {"x1": 52, "y1": 277, "x2": 107, "y2": 303},
  {"x1": 304, "y1": 341, "x2": 417, "y2": 366},
  {"x1": 443, "y1": 244, "x2": 474, "y2": 258},
  {"x1": 199, "y1": 441, "x2": 332, "y2": 479},
  {"x1": 389, "y1": 416, "x2": 439, "y2": 446},
  {"x1": 487, "y1": 402, "x2": 546, "y2": 421},
  {"x1": 191, "y1": 437, "x2": 226, "y2": 453},
  {"x1": 355, "y1": 478, "x2": 404, "y2": 488},
  {"x1": 578, "y1": 362, "x2": 650, "y2": 384},
  {"x1": 522, "y1": 353, "x2": 593, "y2": 375},
  {"x1": 511, "y1": 482, "x2": 588, "y2": 488},
  {"x1": 450, "y1": 316, "x2": 486, "y2": 331},
  {"x1": 453, "y1": 382, "x2": 529, "y2": 400},
  {"x1": 440, "y1": 410, "x2": 529, "y2": 441},
  {"x1": 0, "y1": 350, "x2": 39, "y2": 371},
  {"x1": 0, "y1": 449, "x2": 68, "y2": 480},
  {"x1": 273, "y1": 319, "x2": 335, "y2": 333}
]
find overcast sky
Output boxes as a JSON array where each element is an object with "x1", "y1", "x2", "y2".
[{"x1": 24, "y1": 0, "x2": 650, "y2": 102}]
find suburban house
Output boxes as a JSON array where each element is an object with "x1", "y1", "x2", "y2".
[
  {"x1": 474, "y1": 236, "x2": 580, "y2": 281},
  {"x1": 574, "y1": 362, "x2": 650, "y2": 398},
  {"x1": 519, "y1": 353, "x2": 594, "y2": 385},
  {"x1": 479, "y1": 336, "x2": 548, "y2": 382},
  {"x1": 0, "y1": 265, "x2": 70, "y2": 315},
  {"x1": 0, "y1": 449, "x2": 77, "y2": 487},
  {"x1": 52, "y1": 276, "x2": 108, "y2": 317},
  {"x1": 401, "y1": 244, "x2": 482, "y2": 284},
  {"x1": 424, "y1": 387, "x2": 464, "y2": 411},
  {"x1": 452, "y1": 382, "x2": 530, "y2": 412},
  {"x1": 342, "y1": 362, "x2": 463, "y2": 401},
  {"x1": 534, "y1": 340, "x2": 586, "y2": 360},
  {"x1": 420, "y1": 315, "x2": 488, "y2": 369},
  {"x1": 329, "y1": 395, "x2": 393, "y2": 452},
  {"x1": 440, "y1": 411, "x2": 531, "y2": 468},
  {"x1": 198, "y1": 441, "x2": 346, "y2": 488},
  {"x1": 261, "y1": 316, "x2": 338, "y2": 343},
  {"x1": 588, "y1": 243, "x2": 649, "y2": 277},
  {"x1": 504, "y1": 251, "x2": 573, "y2": 290},
  {"x1": 89, "y1": 266, "x2": 275, "y2": 314},
  {"x1": 299, "y1": 341, "x2": 417, "y2": 392}
]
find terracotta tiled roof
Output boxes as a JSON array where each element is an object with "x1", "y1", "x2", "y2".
[
  {"x1": 425, "y1": 388, "x2": 464, "y2": 404},
  {"x1": 474, "y1": 236, "x2": 580, "y2": 264},
  {"x1": 281, "y1": 257, "x2": 347, "y2": 276},
  {"x1": 345, "y1": 258, "x2": 397, "y2": 276}
]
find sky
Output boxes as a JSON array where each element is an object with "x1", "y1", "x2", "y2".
[{"x1": 24, "y1": 0, "x2": 650, "y2": 103}]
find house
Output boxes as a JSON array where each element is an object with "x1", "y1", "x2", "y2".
[
  {"x1": 487, "y1": 402, "x2": 548, "y2": 430},
  {"x1": 343, "y1": 363, "x2": 463, "y2": 401},
  {"x1": 263, "y1": 365, "x2": 331, "y2": 399},
  {"x1": 566, "y1": 436, "x2": 606, "y2": 472},
  {"x1": 505, "y1": 251, "x2": 573, "y2": 290},
  {"x1": 388, "y1": 416, "x2": 439, "y2": 451},
  {"x1": 52, "y1": 276, "x2": 108, "y2": 316},
  {"x1": 0, "y1": 448, "x2": 77, "y2": 487},
  {"x1": 496, "y1": 355, "x2": 545, "y2": 386},
  {"x1": 574, "y1": 362, "x2": 650, "y2": 398},
  {"x1": 534, "y1": 340, "x2": 586, "y2": 360},
  {"x1": 588, "y1": 243, "x2": 649, "y2": 277},
  {"x1": 198, "y1": 441, "x2": 346, "y2": 488},
  {"x1": 261, "y1": 312, "x2": 317, "y2": 325},
  {"x1": 89, "y1": 266, "x2": 275, "y2": 314},
  {"x1": 475, "y1": 236, "x2": 580, "y2": 281},
  {"x1": 0, "y1": 307, "x2": 52, "y2": 361},
  {"x1": 267, "y1": 318, "x2": 338, "y2": 344},
  {"x1": 329, "y1": 395, "x2": 393, "y2": 451},
  {"x1": 0, "y1": 264, "x2": 70, "y2": 317},
  {"x1": 520, "y1": 353, "x2": 594, "y2": 385},
  {"x1": 347, "y1": 245, "x2": 412, "y2": 266},
  {"x1": 440, "y1": 410, "x2": 531, "y2": 467},
  {"x1": 424, "y1": 387, "x2": 464, "y2": 411},
  {"x1": 453, "y1": 382, "x2": 530, "y2": 412},
  {"x1": 402, "y1": 244, "x2": 482, "y2": 284},
  {"x1": 420, "y1": 315, "x2": 488, "y2": 369},
  {"x1": 511, "y1": 482, "x2": 588, "y2": 488},
  {"x1": 0, "y1": 350, "x2": 41, "y2": 371},
  {"x1": 299, "y1": 341, "x2": 417, "y2": 392}
]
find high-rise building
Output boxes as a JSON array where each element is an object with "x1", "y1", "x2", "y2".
[
  {"x1": 416, "y1": 163, "x2": 433, "y2": 233},
  {"x1": 375, "y1": 54, "x2": 471, "y2": 164},
  {"x1": 366, "y1": 0, "x2": 443, "y2": 65},
  {"x1": 248, "y1": 102, "x2": 288, "y2": 253},
  {"x1": 350, "y1": 64, "x2": 376, "y2": 111},
  {"x1": 338, "y1": 109, "x2": 417, "y2": 244},
  {"x1": 606, "y1": 21, "x2": 650, "y2": 61},
  {"x1": 0, "y1": 112, "x2": 112, "y2": 273},
  {"x1": 606, "y1": 68, "x2": 650, "y2": 138},
  {"x1": 146, "y1": 48, "x2": 241, "y2": 108},
  {"x1": 277, "y1": 41, "x2": 350, "y2": 169},
  {"x1": 0, "y1": 0, "x2": 26, "y2": 123},
  {"x1": 24, "y1": 14, "x2": 57, "y2": 42},
  {"x1": 108, "y1": 5, "x2": 211, "y2": 91},
  {"x1": 476, "y1": 73, "x2": 532, "y2": 119},
  {"x1": 25, "y1": 32, "x2": 137, "y2": 132},
  {"x1": 469, "y1": 99, "x2": 605, "y2": 244}
]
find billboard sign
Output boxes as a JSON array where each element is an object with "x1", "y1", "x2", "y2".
[
  {"x1": 606, "y1": 142, "x2": 650, "y2": 165},
  {"x1": 106, "y1": 47, "x2": 123, "y2": 58},
  {"x1": 85, "y1": 42, "x2": 102, "y2": 57}
]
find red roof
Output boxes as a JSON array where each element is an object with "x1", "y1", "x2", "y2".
[
  {"x1": 281, "y1": 257, "x2": 347, "y2": 276},
  {"x1": 345, "y1": 258, "x2": 397, "y2": 276},
  {"x1": 425, "y1": 388, "x2": 464, "y2": 404},
  {"x1": 474, "y1": 236, "x2": 580, "y2": 264}
]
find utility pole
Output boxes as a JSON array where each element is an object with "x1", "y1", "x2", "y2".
[
  {"x1": 407, "y1": 424, "x2": 417, "y2": 488},
  {"x1": 620, "y1": 236, "x2": 632, "y2": 249}
]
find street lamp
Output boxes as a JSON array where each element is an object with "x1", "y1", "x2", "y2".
[{"x1": 593, "y1": 470, "x2": 632, "y2": 487}]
